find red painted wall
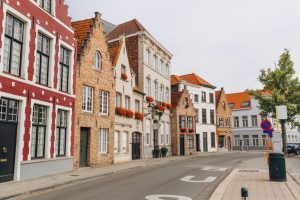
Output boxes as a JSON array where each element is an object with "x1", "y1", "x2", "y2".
[{"x1": 0, "y1": 0, "x2": 76, "y2": 161}]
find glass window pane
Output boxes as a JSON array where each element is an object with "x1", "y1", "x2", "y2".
[
  {"x1": 31, "y1": 126, "x2": 37, "y2": 157},
  {"x1": 32, "y1": 105, "x2": 39, "y2": 124},
  {"x1": 13, "y1": 19, "x2": 23, "y2": 42},
  {"x1": 40, "y1": 55, "x2": 49, "y2": 85},
  {"x1": 55, "y1": 128, "x2": 59, "y2": 155},
  {"x1": 60, "y1": 129, "x2": 66, "y2": 155},
  {"x1": 0, "y1": 99, "x2": 8, "y2": 120},
  {"x1": 62, "y1": 65, "x2": 68, "y2": 92},
  {"x1": 5, "y1": 15, "x2": 13, "y2": 36},
  {"x1": 8, "y1": 100, "x2": 18, "y2": 121},
  {"x1": 37, "y1": 127, "x2": 45, "y2": 157},
  {"x1": 35, "y1": 54, "x2": 41, "y2": 82},
  {"x1": 3, "y1": 38, "x2": 11, "y2": 72},
  {"x1": 11, "y1": 41, "x2": 22, "y2": 76}
]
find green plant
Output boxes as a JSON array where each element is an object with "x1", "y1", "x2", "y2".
[
  {"x1": 153, "y1": 146, "x2": 161, "y2": 158},
  {"x1": 161, "y1": 147, "x2": 168, "y2": 157}
]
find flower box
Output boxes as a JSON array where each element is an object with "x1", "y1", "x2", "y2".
[
  {"x1": 188, "y1": 128, "x2": 195, "y2": 133},
  {"x1": 180, "y1": 128, "x2": 187, "y2": 133},
  {"x1": 121, "y1": 73, "x2": 128, "y2": 81},
  {"x1": 115, "y1": 107, "x2": 126, "y2": 116},
  {"x1": 166, "y1": 103, "x2": 173, "y2": 109},
  {"x1": 155, "y1": 104, "x2": 166, "y2": 112},
  {"x1": 146, "y1": 96, "x2": 154, "y2": 103},
  {"x1": 125, "y1": 110, "x2": 134, "y2": 118},
  {"x1": 135, "y1": 112, "x2": 143, "y2": 121}
]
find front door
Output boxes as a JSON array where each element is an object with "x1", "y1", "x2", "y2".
[
  {"x1": 80, "y1": 128, "x2": 89, "y2": 167},
  {"x1": 180, "y1": 134, "x2": 185, "y2": 156},
  {"x1": 196, "y1": 134, "x2": 200, "y2": 151},
  {"x1": 203, "y1": 132, "x2": 208, "y2": 152},
  {"x1": 132, "y1": 132, "x2": 141, "y2": 160},
  {"x1": 0, "y1": 98, "x2": 18, "y2": 182}
]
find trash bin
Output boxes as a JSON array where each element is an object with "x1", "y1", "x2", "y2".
[{"x1": 268, "y1": 153, "x2": 286, "y2": 182}]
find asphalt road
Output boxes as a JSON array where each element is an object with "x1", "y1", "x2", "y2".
[{"x1": 26, "y1": 153, "x2": 263, "y2": 200}]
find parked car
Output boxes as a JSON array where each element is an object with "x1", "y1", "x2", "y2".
[{"x1": 287, "y1": 143, "x2": 299, "y2": 155}]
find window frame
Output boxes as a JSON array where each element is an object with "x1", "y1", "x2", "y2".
[
  {"x1": 99, "y1": 129, "x2": 108, "y2": 154},
  {"x1": 94, "y1": 51, "x2": 102, "y2": 70},
  {"x1": 35, "y1": 33, "x2": 50, "y2": 86},
  {"x1": 201, "y1": 92, "x2": 206, "y2": 102},
  {"x1": 187, "y1": 135, "x2": 194, "y2": 149},
  {"x1": 3, "y1": 14, "x2": 24, "y2": 77},
  {"x1": 202, "y1": 108, "x2": 207, "y2": 124},
  {"x1": 58, "y1": 46, "x2": 70, "y2": 93},
  {"x1": 210, "y1": 110, "x2": 215, "y2": 124},
  {"x1": 39, "y1": 0, "x2": 52, "y2": 14},
  {"x1": 82, "y1": 85, "x2": 94, "y2": 113},
  {"x1": 209, "y1": 93, "x2": 214, "y2": 103},
  {"x1": 211, "y1": 132, "x2": 216, "y2": 148},
  {"x1": 100, "y1": 90, "x2": 109, "y2": 115},
  {"x1": 179, "y1": 115, "x2": 186, "y2": 129},
  {"x1": 55, "y1": 109, "x2": 68, "y2": 157}
]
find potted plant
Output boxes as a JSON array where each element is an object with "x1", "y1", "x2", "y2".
[
  {"x1": 181, "y1": 128, "x2": 187, "y2": 133},
  {"x1": 146, "y1": 96, "x2": 154, "y2": 103},
  {"x1": 161, "y1": 147, "x2": 168, "y2": 157},
  {"x1": 152, "y1": 146, "x2": 161, "y2": 158},
  {"x1": 135, "y1": 112, "x2": 143, "y2": 121},
  {"x1": 121, "y1": 73, "x2": 128, "y2": 81},
  {"x1": 125, "y1": 110, "x2": 134, "y2": 118},
  {"x1": 166, "y1": 103, "x2": 173, "y2": 110}
]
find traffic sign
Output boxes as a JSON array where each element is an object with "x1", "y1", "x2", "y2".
[{"x1": 260, "y1": 120, "x2": 272, "y2": 131}]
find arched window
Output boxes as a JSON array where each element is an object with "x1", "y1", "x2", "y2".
[{"x1": 94, "y1": 51, "x2": 101, "y2": 70}]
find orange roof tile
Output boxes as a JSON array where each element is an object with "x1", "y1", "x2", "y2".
[
  {"x1": 107, "y1": 39, "x2": 124, "y2": 66},
  {"x1": 106, "y1": 19, "x2": 147, "y2": 41},
  {"x1": 215, "y1": 90, "x2": 222, "y2": 107},
  {"x1": 226, "y1": 92, "x2": 251, "y2": 110},
  {"x1": 171, "y1": 73, "x2": 215, "y2": 88},
  {"x1": 71, "y1": 18, "x2": 94, "y2": 50}
]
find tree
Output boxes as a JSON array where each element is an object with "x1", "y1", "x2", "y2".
[{"x1": 250, "y1": 49, "x2": 300, "y2": 154}]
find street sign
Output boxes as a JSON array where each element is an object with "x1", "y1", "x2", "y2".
[
  {"x1": 276, "y1": 105, "x2": 287, "y2": 120},
  {"x1": 260, "y1": 120, "x2": 272, "y2": 131}
]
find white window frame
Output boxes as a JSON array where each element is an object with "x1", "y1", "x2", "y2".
[
  {"x1": 122, "y1": 132, "x2": 128, "y2": 153},
  {"x1": 114, "y1": 131, "x2": 119, "y2": 153},
  {"x1": 125, "y1": 95, "x2": 130, "y2": 110},
  {"x1": 145, "y1": 77, "x2": 151, "y2": 96},
  {"x1": 165, "y1": 123, "x2": 170, "y2": 145},
  {"x1": 154, "y1": 81, "x2": 158, "y2": 100},
  {"x1": 93, "y1": 51, "x2": 102, "y2": 70},
  {"x1": 99, "y1": 129, "x2": 108, "y2": 154},
  {"x1": 82, "y1": 85, "x2": 94, "y2": 113},
  {"x1": 100, "y1": 90, "x2": 109, "y2": 115},
  {"x1": 145, "y1": 119, "x2": 151, "y2": 146}
]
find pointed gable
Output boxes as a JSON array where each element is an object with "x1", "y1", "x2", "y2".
[
  {"x1": 107, "y1": 39, "x2": 124, "y2": 67},
  {"x1": 171, "y1": 73, "x2": 215, "y2": 88},
  {"x1": 72, "y1": 18, "x2": 94, "y2": 50}
]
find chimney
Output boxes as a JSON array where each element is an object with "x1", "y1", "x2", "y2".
[
  {"x1": 94, "y1": 11, "x2": 102, "y2": 22},
  {"x1": 179, "y1": 80, "x2": 186, "y2": 92},
  {"x1": 119, "y1": 34, "x2": 126, "y2": 43}
]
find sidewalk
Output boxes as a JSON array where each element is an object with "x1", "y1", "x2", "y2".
[
  {"x1": 0, "y1": 152, "x2": 227, "y2": 200},
  {"x1": 210, "y1": 156, "x2": 300, "y2": 200}
]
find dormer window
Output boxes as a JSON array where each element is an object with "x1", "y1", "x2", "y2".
[
  {"x1": 229, "y1": 103, "x2": 235, "y2": 108},
  {"x1": 94, "y1": 51, "x2": 101, "y2": 70},
  {"x1": 39, "y1": 0, "x2": 51, "y2": 14},
  {"x1": 242, "y1": 101, "x2": 250, "y2": 107}
]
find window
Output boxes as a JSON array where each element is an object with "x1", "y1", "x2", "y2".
[
  {"x1": 234, "y1": 135, "x2": 240, "y2": 146},
  {"x1": 229, "y1": 103, "x2": 235, "y2": 108},
  {"x1": 160, "y1": 122, "x2": 165, "y2": 145},
  {"x1": 195, "y1": 109, "x2": 199, "y2": 123},
  {"x1": 243, "y1": 135, "x2": 249, "y2": 146},
  {"x1": 59, "y1": 47, "x2": 71, "y2": 93},
  {"x1": 99, "y1": 129, "x2": 108, "y2": 153},
  {"x1": 154, "y1": 81, "x2": 158, "y2": 100},
  {"x1": 125, "y1": 96, "x2": 130, "y2": 110},
  {"x1": 262, "y1": 135, "x2": 267, "y2": 146},
  {"x1": 242, "y1": 116, "x2": 248, "y2": 127},
  {"x1": 194, "y1": 94, "x2": 199, "y2": 103},
  {"x1": 187, "y1": 116, "x2": 193, "y2": 129},
  {"x1": 0, "y1": 98, "x2": 19, "y2": 122},
  {"x1": 56, "y1": 110, "x2": 67, "y2": 157},
  {"x1": 116, "y1": 93, "x2": 122, "y2": 108},
  {"x1": 165, "y1": 87, "x2": 170, "y2": 102},
  {"x1": 160, "y1": 84, "x2": 164, "y2": 102},
  {"x1": 145, "y1": 119, "x2": 151, "y2": 145},
  {"x1": 188, "y1": 135, "x2": 193, "y2": 149},
  {"x1": 179, "y1": 115, "x2": 186, "y2": 129},
  {"x1": 122, "y1": 132, "x2": 128, "y2": 153},
  {"x1": 3, "y1": 14, "x2": 24, "y2": 77},
  {"x1": 82, "y1": 86, "x2": 93, "y2": 112},
  {"x1": 242, "y1": 101, "x2": 250, "y2": 107},
  {"x1": 161, "y1": 62, "x2": 165, "y2": 75},
  {"x1": 211, "y1": 132, "x2": 216, "y2": 148},
  {"x1": 39, "y1": 0, "x2": 51, "y2": 13},
  {"x1": 31, "y1": 105, "x2": 47, "y2": 159},
  {"x1": 100, "y1": 91, "x2": 109, "y2": 115},
  {"x1": 234, "y1": 116, "x2": 239, "y2": 127},
  {"x1": 165, "y1": 123, "x2": 170, "y2": 145},
  {"x1": 160, "y1": 59, "x2": 164, "y2": 73},
  {"x1": 209, "y1": 93, "x2": 214, "y2": 103},
  {"x1": 94, "y1": 51, "x2": 101, "y2": 70},
  {"x1": 147, "y1": 49, "x2": 151, "y2": 66},
  {"x1": 145, "y1": 77, "x2": 151, "y2": 96},
  {"x1": 165, "y1": 64, "x2": 170, "y2": 77},
  {"x1": 135, "y1": 100, "x2": 140, "y2": 112},
  {"x1": 225, "y1": 118, "x2": 230, "y2": 127},
  {"x1": 219, "y1": 117, "x2": 224, "y2": 127},
  {"x1": 201, "y1": 92, "x2": 206, "y2": 102},
  {"x1": 251, "y1": 115, "x2": 258, "y2": 127},
  {"x1": 121, "y1": 65, "x2": 126, "y2": 74},
  {"x1": 222, "y1": 102, "x2": 226, "y2": 110},
  {"x1": 35, "y1": 33, "x2": 50, "y2": 86},
  {"x1": 144, "y1": 49, "x2": 148, "y2": 64},
  {"x1": 154, "y1": 55, "x2": 158, "y2": 70},
  {"x1": 202, "y1": 109, "x2": 207, "y2": 124},
  {"x1": 210, "y1": 110, "x2": 215, "y2": 124},
  {"x1": 114, "y1": 131, "x2": 119, "y2": 153},
  {"x1": 252, "y1": 135, "x2": 259, "y2": 146}
]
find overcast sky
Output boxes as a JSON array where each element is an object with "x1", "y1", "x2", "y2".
[{"x1": 65, "y1": 0, "x2": 300, "y2": 93}]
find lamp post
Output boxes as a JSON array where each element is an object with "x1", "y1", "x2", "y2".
[{"x1": 147, "y1": 103, "x2": 164, "y2": 157}]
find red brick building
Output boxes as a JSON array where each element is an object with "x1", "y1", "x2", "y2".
[{"x1": 0, "y1": 0, "x2": 76, "y2": 182}]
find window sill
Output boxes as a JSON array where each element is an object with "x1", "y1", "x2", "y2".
[
  {"x1": 3, "y1": 71, "x2": 24, "y2": 79},
  {"x1": 82, "y1": 111, "x2": 94, "y2": 115},
  {"x1": 21, "y1": 156, "x2": 72, "y2": 164}
]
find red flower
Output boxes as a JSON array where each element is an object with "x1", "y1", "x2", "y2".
[
  {"x1": 146, "y1": 96, "x2": 154, "y2": 103},
  {"x1": 121, "y1": 73, "x2": 128, "y2": 81},
  {"x1": 155, "y1": 104, "x2": 166, "y2": 112},
  {"x1": 181, "y1": 128, "x2": 187, "y2": 132},
  {"x1": 115, "y1": 107, "x2": 126, "y2": 116},
  {"x1": 125, "y1": 110, "x2": 134, "y2": 118},
  {"x1": 166, "y1": 103, "x2": 173, "y2": 109},
  {"x1": 188, "y1": 128, "x2": 195, "y2": 133},
  {"x1": 135, "y1": 112, "x2": 143, "y2": 121},
  {"x1": 162, "y1": 102, "x2": 167, "y2": 107}
]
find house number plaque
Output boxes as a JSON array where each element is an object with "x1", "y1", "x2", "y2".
[
  {"x1": 0, "y1": 158, "x2": 8, "y2": 163},
  {"x1": 3, "y1": 147, "x2": 8, "y2": 153}
]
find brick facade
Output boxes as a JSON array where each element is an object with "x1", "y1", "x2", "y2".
[
  {"x1": 215, "y1": 88, "x2": 232, "y2": 151},
  {"x1": 0, "y1": 0, "x2": 76, "y2": 181},
  {"x1": 171, "y1": 89, "x2": 197, "y2": 156},
  {"x1": 72, "y1": 13, "x2": 115, "y2": 169}
]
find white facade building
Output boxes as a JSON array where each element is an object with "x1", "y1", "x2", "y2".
[{"x1": 171, "y1": 74, "x2": 217, "y2": 152}]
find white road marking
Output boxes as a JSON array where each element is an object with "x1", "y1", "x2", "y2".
[
  {"x1": 201, "y1": 167, "x2": 227, "y2": 171},
  {"x1": 145, "y1": 194, "x2": 192, "y2": 200},
  {"x1": 180, "y1": 175, "x2": 217, "y2": 183}
]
